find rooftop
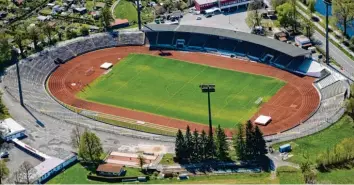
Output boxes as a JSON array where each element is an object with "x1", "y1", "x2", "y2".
[
  {"x1": 195, "y1": 0, "x2": 218, "y2": 5},
  {"x1": 0, "y1": 118, "x2": 25, "y2": 137},
  {"x1": 142, "y1": 24, "x2": 311, "y2": 57}
]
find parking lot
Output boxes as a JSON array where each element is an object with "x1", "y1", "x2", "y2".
[{"x1": 179, "y1": 7, "x2": 251, "y2": 33}]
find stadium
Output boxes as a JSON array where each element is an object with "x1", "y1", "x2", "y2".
[{"x1": 2, "y1": 24, "x2": 350, "y2": 142}]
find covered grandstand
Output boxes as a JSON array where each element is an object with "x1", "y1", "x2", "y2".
[{"x1": 143, "y1": 24, "x2": 324, "y2": 77}]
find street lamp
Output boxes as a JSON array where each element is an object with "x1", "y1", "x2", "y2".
[
  {"x1": 324, "y1": 0, "x2": 332, "y2": 65},
  {"x1": 199, "y1": 84, "x2": 215, "y2": 137}
]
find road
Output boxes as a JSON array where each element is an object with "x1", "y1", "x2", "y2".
[{"x1": 296, "y1": 6, "x2": 354, "y2": 79}]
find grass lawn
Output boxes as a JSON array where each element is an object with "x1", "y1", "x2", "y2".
[
  {"x1": 78, "y1": 54, "x2": 285, "y2": 128},
  {"x1": 113, "y1": 0, "x2": 137, "y2": 23},
  {"x1": 317, "y1": 168, "x2": 354, "y2": 184},
  {"x1": 277, "y1": 166, "x2": 304, "y2": 184},
  {"x1": 47, "y1": 163, "x2": 145, "y2": 184},
  {"x1": 146, "y1": 173, "x2": 278, "y2": 184},
  {"x1": 272, "y1": 116, "x2": 354, "y2": 164},
  {"x1": 159, "y1": 153, "x2": 176, "y2": 165}
]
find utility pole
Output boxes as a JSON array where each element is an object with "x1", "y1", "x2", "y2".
[
  {"x1": 324, "y1": 0, "x2": 332, "y2": 65},
  {"x1": 12, "y1": 48, "x2": 24, "y2": 107}
]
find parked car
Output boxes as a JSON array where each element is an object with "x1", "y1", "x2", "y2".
[{"x1": 0, "y1": 151, "x2": 9, "y2": 158}]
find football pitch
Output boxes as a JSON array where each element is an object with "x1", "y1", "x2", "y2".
[{"x1": 77, "y1": 54, "x2": 285, "y2": 128}]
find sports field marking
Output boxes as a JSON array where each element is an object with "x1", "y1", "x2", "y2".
[{"x1": 77, "y1": 54, "x2": 286, "y2": 128}]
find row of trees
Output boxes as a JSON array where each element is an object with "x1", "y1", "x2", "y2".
[
  {"x1": 316, "y1": 137, "x2": 354, "y2": 170},
  {"x1": 233, "y1": 121, "x2": 268, "y2": 161},
  {"x1": 0, "y1": 3, "x2": 114, "y2": 68},
  {"x1": 175, "y1": 121, "x2": 267, "y2": 163}
]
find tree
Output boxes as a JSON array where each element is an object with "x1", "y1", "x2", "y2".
[
  {"x1": 332, "y1": 0, "x2": 354, "y2": 37},
  {"x1": 289, "y1": 0, "x2": 298, "y2": 32},
  {"x1": 137, "y1": 154, "x2": 146, "y2": 171},
  {"x1": 42, "y1": 23, "x2": 56, "y2": 45},
  {"x1": 271, "y1": 0, "x2": 288, "y2": 10},
  {"x1": 246, "y1": 0, "x2": 263, "y2": 28},
  {"x1": 0, "y1": 32, "x2": 11, "y2": 67},
  {"x1": 233, "y1": 124, "x2": 246, "y2": 160},
  {"x1": 206, "y1": 134, "x2": 217, "y2": 160},
  {"x1": 300, "y1": 156, "x2": 317, "y2": 184},
  {"x1": 12, "y1": 25, "x2": 27, "y2": 58},
  {"x1": 101, "y1": 7, "x2": 114, "y2": 30},
  {"x1": 78, "y1": 130, "x2": 103, "y2": 163},
  {"x1": 0, "y1": 160, "x2": 9, "y2": 184},
  {"x1": 184, "y1": 125, "x2": 193, "y2": 160},
  {"x1": 215, "y1": 125, "x2": 229, "y2": 161},
  {"x1": 276, "y1": 2, "x2": 296, "y2": 29},
  {"x1": 71, "y1": 125, "x2": 82, "y2": 149},
  {"x1": 253, "y1": 125, "x2": 268, "y2": 159},
  {"x1": 346, "y1": 97, "x2": 354, "y2": 119},
  {"x1": 302, "y1": 18, "x2": 315, "y2": 38},
  {"x1": 27, "y1": 24, "x2": 42, "y2": 51},
  {"x1": 245, "y1": 120, "x2": 255, "y2": 159},
  {"x1": 191, "y1": 129, "x2": 200, "y2": 162},
  {"x1": 26, "y1": 25, "x2": 41, "y2": 51},
  {"x1": 199, "y1": 130, "x2": 208, "y2": 161},
  {"x1": 80, "y1": 25, "x2": 89, "y2": 36},
  {"x1": 16, "y1": 161, "x2": 37, "y2": 184},
  {"x1": 175, "y1": 129, "x2": 185, "y2": 161},
  {"x1": 307, "y1": 0, "x2": 316, "y2": 15}
]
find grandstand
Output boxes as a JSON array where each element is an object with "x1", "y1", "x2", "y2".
[{"x1": 143, "y1": 24, "x2": 324, "y2": 77}]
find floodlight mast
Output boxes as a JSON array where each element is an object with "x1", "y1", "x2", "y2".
[
  {"x1": 324, "y1": 0, "x2": 332, "y2": 64},
  {"x1": 12, "y1": 48, "x2": 24, "y2": 107},
  {"x1": 199, "y1": 84, "x2": 215, "y2": 137}
]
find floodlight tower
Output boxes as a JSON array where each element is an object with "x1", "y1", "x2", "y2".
[
  {"x1": 199, "y1": 84, "x2": 215, "y2": 137},
  {"x1": 136, "y1": 0, "x2": 142, "y2": 30},
  {"x1": 12, "y1": 48, "x2": 24, "y2": 107},
  {"x1": 324, "y1": 0, "x2": 332, "y2": 64}
]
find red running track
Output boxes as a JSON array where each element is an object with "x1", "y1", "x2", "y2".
[{"x1": 47, "y1": 46, "x2": 320, "y2": 136}]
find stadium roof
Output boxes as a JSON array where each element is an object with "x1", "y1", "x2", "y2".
[{"x1": 142, "y1": 24, "x2": 310, "y2": 57}]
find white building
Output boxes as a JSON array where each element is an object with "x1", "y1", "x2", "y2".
[{"x1": 0, "y1": 118, "x2": 26, "y2": 141}]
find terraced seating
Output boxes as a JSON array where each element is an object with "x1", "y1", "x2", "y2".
[
  {"x1": 2, "y1": 32, "x2": 144, "y2": 130},
  {"x1": 66, "y1": 37, "x2": 96, "y2": 56},
  {"x1": 117, "y1": 31, "x2": 145, "y2": 46},
  {"x1": 91, "y1": 33, "x2": 118, "y2": 49}
]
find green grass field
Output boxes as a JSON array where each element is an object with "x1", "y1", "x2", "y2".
[
  {"x1": 78, "y1": 54, "x2": 285, "y2": 128},
  {"x1": 113, "y1": 0, "x2": 137, "y2": 23}
]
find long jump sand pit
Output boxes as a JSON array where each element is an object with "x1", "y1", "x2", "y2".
[{"x1": 47, "y1": 46, "x2": 320, "y2": 136}]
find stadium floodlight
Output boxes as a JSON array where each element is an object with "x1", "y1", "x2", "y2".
[
  {"x1": 323, "y1": 0, "x2": 332, "y2": 64},
  {"x1": 12, "y1": 48, "x2": 24, "y2": 106},
  {"x1": 199, "y1": 84, "x2": 215, "y2": 137}
]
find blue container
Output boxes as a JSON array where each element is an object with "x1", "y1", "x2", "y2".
[{"x1": 279, "y1": 144, "x2": 292, "y2": 153}]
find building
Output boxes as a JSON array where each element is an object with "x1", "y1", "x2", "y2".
[
  {"x1": 0, "y1": 118, "x2": 26, "y2": 141},
  {"x1": 96, "y1": 163, "x2": 125, "y2": 177},
  {"x1": 111, "y1": 19, "x2": 129, "y2": 29},
  {"x1": 194, "y1": 0, "x2": 251, "y2": 11}
]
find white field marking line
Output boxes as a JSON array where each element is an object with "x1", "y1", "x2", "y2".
[
  {"x1": 164, "y1": 62, "x2": 189, "y2": 95},
  {"x1": 103, "y1": 55, "x2": 143, "y2": 93},
  {"x1": 214, "y1": 83, "x2": 250, "y2": 118},
  {"x1": 233, "y1": 80, "x2": 284, "y2": 124},
  {"x1": 155, "y1": 66, "x2": 208, "y2": 112}
]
